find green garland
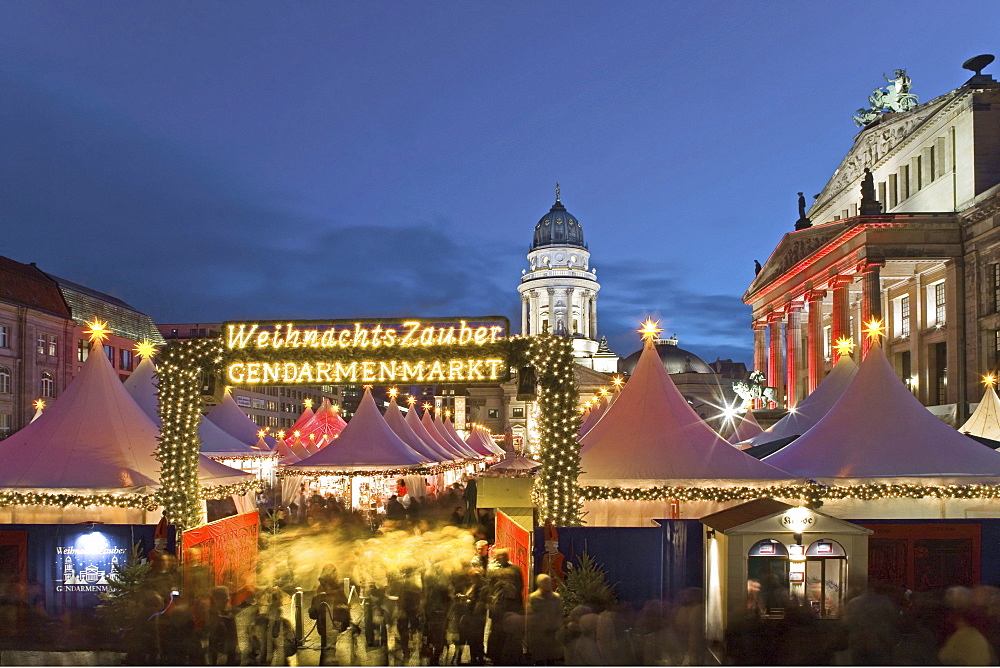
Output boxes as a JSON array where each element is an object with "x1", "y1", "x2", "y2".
[
  {"x1": 0, "y1": 491, "x2": 159, "y2": 511},
  {"x1": 579, "y1": 482, "x2": 1000, "y2": 504},
  {"x1": 157, "y1": 338, "x2": 226, "y2": 530},
  {"x1": 525, "y1": 335, "x2": 582, "y2": 526},
  {"x1": 225, "y1": 341, "x2": 510, "y2": 368}
]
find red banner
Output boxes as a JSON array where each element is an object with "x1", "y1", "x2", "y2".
[
  {"x1": 182, "y1": 512, "x2": 259, "y2": 605},
  {"x1": 495, "y1": 510, "x2": 532, "y2": 606}
]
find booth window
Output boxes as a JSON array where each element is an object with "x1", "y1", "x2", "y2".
[
  {"x1": 805, "y1": 539, "x2": 847, "y2": 619},
  {"x1": 747, "y1": 539, "x2": 789, "y2": 618}
]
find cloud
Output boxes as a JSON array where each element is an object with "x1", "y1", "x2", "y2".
[
  {"x1": 596, "y1": 259, "x2": 752, "y2": 364},
  {"x1": 0, "y1": 70, "x2": 522, "y2": 327}
]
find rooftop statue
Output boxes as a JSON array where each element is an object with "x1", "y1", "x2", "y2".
[{"x1": 853, "y1": 68, "x2": 919, "y2": 127}]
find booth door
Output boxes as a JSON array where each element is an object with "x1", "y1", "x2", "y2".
[
  {"x1": 805, "y1": 539, "x2": 847, "y2": 619},
  {"x1": 747, "y1": 539, "x2": 789, "y2": 618},
  {"x1": 0, "y1": 531, "x2": 28, "y2": 636}
]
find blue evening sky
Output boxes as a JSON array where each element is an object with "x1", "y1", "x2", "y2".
[{"x1": 2, "y1": 2, "x2": 998, "y2": 363}]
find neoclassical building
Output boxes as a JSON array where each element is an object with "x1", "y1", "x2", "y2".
[{"x1": 744, "y1": 58, "x2": 1000, "y2": 423}]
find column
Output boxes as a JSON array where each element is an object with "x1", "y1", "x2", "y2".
[
  {"x1": 565, "y1": 287, "x2": 575, "y2": 333},
  {"x1": 785, "y1": 303, "x2": 804, "y2": 408},
  {"x1": 806, "y1": 290, "x2": 827, "y2": 393},
  {"x1": 529, "y1": 290, "x2": 540, "y2": 336},
  {"x1": 521, "y1": 294, "x2": 529, "y2": 335},
  {"x1": 589, "y1": 295, "x2": 598, "y2": 338},
  {"x1": 830, "y1": 275, "x2": 852, "y2": 361},
  {"x1": 859, "y1": 260, "x2": 884, "y2": 357},
  {"x1": 753, "y1": 320, "x2": 767, "y2": 409},
  {"x1": 767, "y1": 311, "x2": 784, "y2": 409}
]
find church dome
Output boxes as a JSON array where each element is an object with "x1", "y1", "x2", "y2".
[
  {"x1": 532, "y1": 198, "x2": 586, "y2": 250},
  {"x1": 619, "y1": 337, "x2": 715, "y2": 376}
]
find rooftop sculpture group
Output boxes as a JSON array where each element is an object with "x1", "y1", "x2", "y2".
[{"x1": 853, "y1": 69, "x2": 918, "y2": 127}]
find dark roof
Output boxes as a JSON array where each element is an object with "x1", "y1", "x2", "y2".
[
  {"x1": 701, "y1": 498, "x2": 794, "y2": 532},
  {"x1": 620, "y1": 339, "x2": 715, "y2": 375},
  {"x1": 44, "y1": 272, "x2": 165, "y2": 344},
  {"x1": 0, "y1": 256, "x2": 71, "y2": 318},
  {"x1": 744, "y1": 435, "x2": 799, "y2": 459},
  {"x1": 532, "y1": 199, "x2": 586, "y2": 250}
]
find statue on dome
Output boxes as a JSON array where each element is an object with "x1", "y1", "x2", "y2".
[{"x1": 733, "y1": 370, "x2": 776, "y2": 408}]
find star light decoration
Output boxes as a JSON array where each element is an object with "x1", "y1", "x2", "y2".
[
  {"x1": 638, "y1": 318, "x2": 663, "y2": 341},
  {"x1": 303, "y1": 398, "x2": 313, "y2": 409},
  {"x1": 33, "y1": 398, "x2": 45, "y2": 411},
  {"x1": 833, "y1": 337, "x2": 856, "y2": 358},
  {"x1": 611, "y1": 375, "x2": 625, "y2": 390},
  {"x1": 134, "y1": 339, "x2": 158, "y2": 359},
  {"x1": 84, "y1": 319, "x2": 110, "y2": 345},
  {"x1": 388, "y1": 387, "x2": 399, "y2": 399},
  {"x1": 863, "y1": 318, "x2": 885, "y2": 343},
  {"x1": 407, "y1": 395, "x2": 417, "y2": 406},
  {"x1": 984, "y1": 373, "x2": 998, "y2": 389}
]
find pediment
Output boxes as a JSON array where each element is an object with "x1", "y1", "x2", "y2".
[
  {"x1": 810, "y1": 89, "x2": 963, "y2": 215},
  {"x1": 746, "y1": 222, "x2": 852, "y2": 297}
]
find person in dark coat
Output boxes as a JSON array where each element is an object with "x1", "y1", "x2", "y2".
[
  {"x1": 205, "y1": 586, "x2": 239, "y2": 665},
  {"x1": 309, "y1": 571, "x2": 350, "y2": 663},
  {"x1": 385, "y1": 495, "x2": 406, "y2": 521}
]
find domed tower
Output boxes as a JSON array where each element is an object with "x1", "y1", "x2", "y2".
[{"x1": 518, "y1": 185, "x2": 606, "y2": 363}]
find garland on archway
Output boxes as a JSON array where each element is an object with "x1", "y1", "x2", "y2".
[
  {"x1": 157, "y1": 337, "x2": 226, "y2": 530},
  {"x1": 515, "y1": 335, "x2": 583, "y2": 526}
]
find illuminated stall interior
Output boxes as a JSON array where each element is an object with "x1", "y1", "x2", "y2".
[{"x1": 701, "y1": 499, "x2": 870, "y2": 642}]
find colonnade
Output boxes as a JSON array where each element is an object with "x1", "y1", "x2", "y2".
[{"x1": 521, "y1": 288, "x2": 598, "y2": 337}]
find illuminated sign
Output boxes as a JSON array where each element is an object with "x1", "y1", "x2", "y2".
[
  {"x1": 778, "y1": 507, "x2": 815, "y2": 532},
  {"x1": 55, "y1": 531, "x2": 128, "y2": 593},
  {"x1": 222, "y1": 317, "x2": 510, "y2": 386}
]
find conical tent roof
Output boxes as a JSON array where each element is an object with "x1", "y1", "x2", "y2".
[
  {"x1": 468, "y1": 426, "x2": 505, "y2": 456},
  {"x1": 272, "y1": 436, "x2": 300, "y2": 464},
  {"x1": 422, "y1": 410, "x2": 474, "y2": 459},
  {"x1": 287, "y1": 436, "x2": 311, "y2": 461},
  {"x1": 0, "y1": 339, "x2": 250, "y2": 491},
  {"x1": 385, "y1": 400, "x2": 450, "y2": 463},
  {"x1": 289, "y1": 389, "x2": 429, "y2": 470},
  {"x1": 578, "y1": 395, "x2": 608, "y2": 436},
  {"x1": 765, "y1": 342, "x2": 1000, "y2": 480},
  {"x1": 578, "y1": 339, "x2": 792, "y2": 485},
  {"x1": 444, "y1": 416, "x2": 490, "y2": 457},
  {"x1": 124, "y1": 355, "x2": 269, "y2": 457},
  {"x1": 289, "y1": 403, "x2": 316, "y2": 436},
  {"x1": 488, "y1": 454, "x2": 541, "y2": 471},
  {"x1": 435, "y1": 413, "x2": 481, "y2": 458},
  {"x1": 407, "y1": 406, "x2": 464, "y2": 460},
  {"x1": 299, "y1": 398, "x2": 346, "y2": 448},
  {"x1": 207, "y1": 391, "x2": 277, "y2": 448},
  {"x1": 960, "y1": 384, "x2": 1000, "y2": 442},
  {"x1": 746, "y1": 354, "x2": 858, "y2": 448},
  {"x1": 728, "y1": 411, "x2": 764, "y2": 445}
]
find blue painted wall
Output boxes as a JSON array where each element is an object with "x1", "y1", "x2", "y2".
[{"x1": 533, "y1": 520, "x2": 703, "y2": 606}]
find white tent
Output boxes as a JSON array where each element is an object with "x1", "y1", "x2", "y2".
[
  {"x1": 728, "y1": 410, "x2": 764, "y2": 446},
  {"x1": 124, "y1": 355, "x2": 274, "y2": 460},
  {"x1": 422, "y1": 410, "x2": 476, "y2": 459},
  {"x1": 578, "y1": 337, "x2": 792, "y2": 526},
  {"x1": 578, "y1": 395, "x2": 608, "y2": 436},
  {"x1": 407, "y1": 406, "x2": 467, "y2": 460},
  {"x1": 435, "y1": 413, "x2": 481, "y2": 458},
  {"x1": 207, "y1": 390, "x2": 277, "y2": 448},
  {"x1": 745, "y1": 354, "x2": 858, "y2": 448},
  {"x1": 765, "y1": 341, "x2": 1000, "y2": 481},
  {"x1": 960, "y1": 384, "x2": 1000, "y2": 442},
  {"x1": 468, "y1": 425, "x2": 505, "y2": 456},
  {"x1": 0, "y1": 339, "x2": 251, "y2": 523},
  {"x1": 580, "y1": 338, "x2": 792, "y2": 485},
  {"x1": 288, "y1": 388, "x2": 430, "y2": 471},
  {"x1": 384, "y1": 399, "x2": 454, "y2": 463}
]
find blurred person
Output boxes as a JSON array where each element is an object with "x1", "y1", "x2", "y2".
[
  {"x1": 422, "y1": 564, "x2": 452, "y2": 665},
  {"x1": 385, "y1": 495, "x2": 406, "y2": 521},
  {"x1": 672, "y1": 587, "x2": 706, "y2": 666},
  {"x1": 526, "y1": 574, "x2": 563, "y2": 665},
  {"x1": 940, "y1": 609, "x2": 996, "y2": 665},
  {"x1": 455, "y1": 568, "x2": 488, "y2": 665},
  {"x1": 472, "y1": 540, "x2": 490, "y2": 571},
  {"x1": 251, "y1": 586, "x2": 296, "y2": 666},
  {"x1": 205, "y1": 586, "x2": 239, "y2": 665},
  {"x1": 487, "y1": 548, "x2": 524, "y2": 663},
  {"x1": 309, "y1": 571, "x2": 349, "y2": 662},
  {"x1": 843, "y1": 588, "x2": 900, "y2": 666}
]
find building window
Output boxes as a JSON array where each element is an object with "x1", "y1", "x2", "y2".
[
  {"x1": 935, "y1": 282, "x2": 946, "y2": 326},
  {"x1": 934, "y1": 342, "x2": 947, "y2": 405},
  {"x1": 48, "y1": 335, "x2": 57, "y2": 357},
  {"x1": 0, "y1": 325, "x2": 8, "y2": 348},
  {"x1": 0, "y1": 366, "x2": 10, "y2": 394},
  {"x1": 992, "y1": 264, "x2": 1000, "y2": 314},
  {"x1": 119, "y1": 348, "x2": 133, "y2": 372},
  {"x1": 823, "y1": 325, "x2": 832, "y2": 360},
  {"x1": 78, "y1": 339, "x2": 89, "y2": 362},
  {"x1": 899, "y1": 296, "x2": 910, "y2": 338},
  {"x1": 488, "y1": 409, "x2": 500, "y2": 419},
  {"x1": 0, "y1": 413, "x2": 10, "y2": 439},
  {"x1": 104, "y1": 345, "x2": 115, "y2": 365},
  {"x1": 37, "y1": 334, "x2": 46, "y2": 355},
  {"x1": 512, "y1": 407, "x2": 525, "y2": 418},
  {"x1": 41, "y1": 372, "x2": 54, "y2": 398}
]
